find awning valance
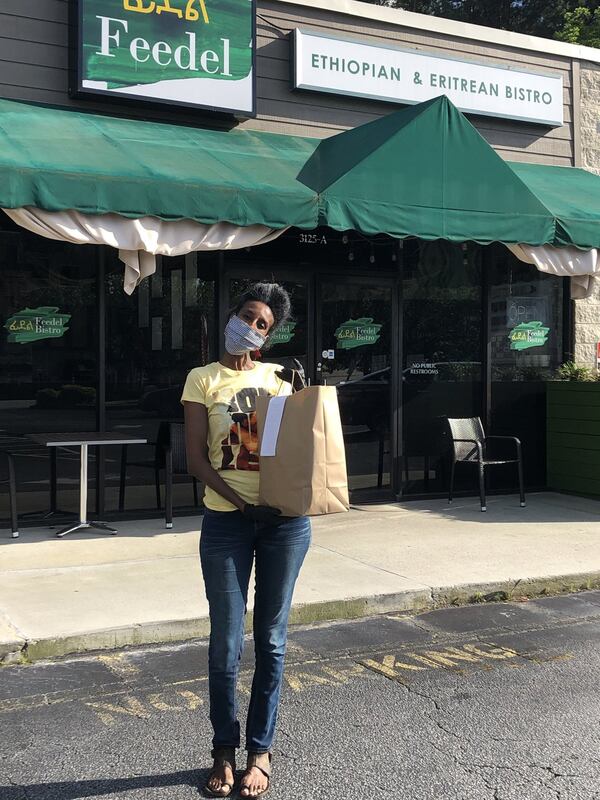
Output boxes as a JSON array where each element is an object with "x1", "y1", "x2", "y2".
[{"x1": 0, "y1": 98, "x2": 318, "y2": 229}]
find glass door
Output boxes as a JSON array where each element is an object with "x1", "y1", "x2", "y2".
[
  {"x1": 401, "y1": 240, "x2": 483, "y2": 495},
  {"x1": 317, "y1": 277, "x2": 396, "y2": 500}
]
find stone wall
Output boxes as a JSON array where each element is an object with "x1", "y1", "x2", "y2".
[{"x1": 576, "y1": 64, "x2": 600, "y2": 366}]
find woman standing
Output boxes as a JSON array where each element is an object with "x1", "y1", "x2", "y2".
[{"x1": 182, "y1": 283, "x2": 310, "y2": 798}]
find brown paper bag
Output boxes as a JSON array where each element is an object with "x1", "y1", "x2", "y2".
[{"x1": 256, "y1": 386, "x2": 349, "y2": 516}]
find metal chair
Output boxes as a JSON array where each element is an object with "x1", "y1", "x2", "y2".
[
  {"x1": 447, "y1": 417, "x2": 525, "y2": 512},
  {"x1": 119, "y1": 421, "x2": 200, "y2": 528},
  {"x1": 0, "y1": 450, "x2": 19, "y2": 538}
]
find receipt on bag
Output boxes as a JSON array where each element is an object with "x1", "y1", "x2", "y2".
[{"x1": 259, "y1": 396, "x2": 287, "y2": 457}]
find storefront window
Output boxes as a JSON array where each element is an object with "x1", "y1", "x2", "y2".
[
  {"x1": 0, "y1": 220, "x2": 97, "y2": 520},
  {"x1": 320, "y1": 280, "x2": 394, "y2": 498},
  {"x1": 0, "y1": 224, "x2": 569, "y2": 527},
  {"x1": 104, "y1": 250, "x2": 217, "y2": 513},
  {"x1": 489, "y1": 244, "x2": 564, "y2": 489},
  {"x1": 402, "y1": 240, "x2": 483, "y2": 495}
]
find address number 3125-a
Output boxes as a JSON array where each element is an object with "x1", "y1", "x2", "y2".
[{"x1": 299, "y1": 233, "x2": 328, "y2": 245}]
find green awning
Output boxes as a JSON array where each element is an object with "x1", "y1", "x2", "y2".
[
  {"x1": 0, "y1": 97, "x2": 318, "y2": 229},
  {"x1": 298, "y1": 95, "x2": 561, "y2": 246},
  {"x1": 508, "y1": 161, "x2": 600, "y2": 249},
  {"x1": 2, "y1": 95, "x2": 600, "y2": 250}
]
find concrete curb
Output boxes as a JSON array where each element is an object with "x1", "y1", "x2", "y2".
[
  {"x1": 0, "y1": 612, "x2": 26, "y2": 664},
  {"x1": 3, "y1": 571, "x2": 600, "y2": 664}
]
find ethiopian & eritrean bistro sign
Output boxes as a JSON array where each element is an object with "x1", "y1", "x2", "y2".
[
  {"x1": 292, "y1": 29, "x2": 563, "y2": 127},
  {"x1": 75, "y1": 0, "x2": 255, "y2": 115}
]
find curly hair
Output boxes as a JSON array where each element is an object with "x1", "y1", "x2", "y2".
[{"x1": 233, "y1": 282, "x2": 292, "y2": 333}]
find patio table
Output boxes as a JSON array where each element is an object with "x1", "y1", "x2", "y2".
[{"x1": 26, "y1": 432, "x2": 147, "y2": 537}]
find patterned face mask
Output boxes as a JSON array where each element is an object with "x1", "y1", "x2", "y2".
[{"x1": 224, "y1": 315, "x2": 267, "y2": 355}]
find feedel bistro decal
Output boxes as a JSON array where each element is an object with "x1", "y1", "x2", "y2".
[
  {"x1": 4, "y1": 307, "x2": 71, "y2": 344},
  {"x1": 335, "y1": 317, "x2": 382, "y2": 349},
  {"x1": 76, "y1": 0, "x2": 255, "y2": 115},
  {"x1": 509, "y1": 320, "x2": 550, "y2": 350}
]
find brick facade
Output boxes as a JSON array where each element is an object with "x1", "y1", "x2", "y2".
[{"x1": 575, "y1": 64, "x2": 600, "y2": 366}]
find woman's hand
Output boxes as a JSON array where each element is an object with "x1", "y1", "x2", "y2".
[{"x1": 276, "y1": 358, "x2": 305, "y2": 392}]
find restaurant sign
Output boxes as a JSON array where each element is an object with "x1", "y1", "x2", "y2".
[
  {"x1": 269, "y1": 321, "x2": 297, "y2": 345},
  {"x1": 4, "y1": 307, "x2": 71, "y2": 344},
  {"x1": 292, "y1": 29, "x2": 564, "y2": 127},
  {"x1": 335, "y1": 318, "x2": 382, "y2": 349},
  {"x1": 509, "y1": 321, "x2": 550, "y2": 350},
  {"x1": 74, "y1": 0, "x2": 255, "y2": 116}
]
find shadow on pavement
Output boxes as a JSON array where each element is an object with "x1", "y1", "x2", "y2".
[
  {"x1": 351, "y1": 492, "x2": 600, "y2": 525},
  {"x1": 0, "y1": 770, "x2": 208, "y2": 799}
]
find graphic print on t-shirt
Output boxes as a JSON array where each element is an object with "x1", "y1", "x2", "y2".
[{"x1": 220, "y1": 387, "x2": 270, "y2": 472}]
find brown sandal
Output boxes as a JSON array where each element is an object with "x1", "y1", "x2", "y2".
[
  {"x1": 203, "y1": 747, "x2": 236, "y2": 798},
  {"x1": 239, "y1": 752, "x2": 272, "y2": 798}
]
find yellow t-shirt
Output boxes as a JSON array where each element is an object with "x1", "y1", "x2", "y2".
[{"x1": 181, "y1": 361, "x2": 291, "y2": 512}]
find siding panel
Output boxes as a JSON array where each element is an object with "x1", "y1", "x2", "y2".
[
  {"x1": 0, "y1": 0, "x2": 68, "y2": 23},
  {"x1": 0, "y1": 2, "x2": 576, "y2": 167}
]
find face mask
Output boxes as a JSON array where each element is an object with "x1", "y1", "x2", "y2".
[{"x1": 224, "y1": 315, "x2": 266, "y2": 355}]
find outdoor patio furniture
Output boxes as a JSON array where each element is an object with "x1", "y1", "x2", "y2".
[
  {"x1": 447, "y1": 417, "x2": 525, "y2": 512},
  {"x1": 0, "y1": 435, "x2": 75, "y2": 523},
  {"x1": 28, "y1": 432, "x2": 147, "y2": 537},
  {"x1": 119, "y1": 421, "x2": 200, "y2": 529},
  {"x1": 0, "y1": 449, "x2": 18, "y2": 538}
]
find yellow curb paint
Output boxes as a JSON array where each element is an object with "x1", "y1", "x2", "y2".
[
  {"x1": 85, "y1": 695, "x2": 150, "y2": 726},
  {"x1": 284, "y1": 670, "x2": 336, "y2": 692},
  {"x1": 145, "y1": 689, "x2": 204, "y2": 711},
  {"x1": 361, "y1": 642, "x2": 520, "y2": 679},
  {"x1": 406, "y1": 654, "x2": 444, "y2": 668},
  {"x1": 391, "y1": 660, "x2": 427, "y2": 672},
  {"x1": 147, "y1": 692, "x2": 184, "y2": 712},
  {"x1": 320, "y1": 663, "x2": 367, "y2": 683},
  {"x1": 176, "y1": 689, "x2": 204, "y2": 709},
  {"x1": 170, "y1": 675, "x2": 209, "y2": 687},
  {"x1": 416, "y1": 647, "x2": 486, "y2": 667},
  {"x1": 0, "y1": 638, "x2": 564, "y2": 728},
  {"x1": 361, "y1": 655, "x2": 415, "y2": 679},
  {"x1": 97, "y1": 653, "x2": 141, "y2": 677}
]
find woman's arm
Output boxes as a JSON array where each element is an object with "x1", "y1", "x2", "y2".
[{"x1": 183, "y1": 400, "x2": 247, "y2": 511}]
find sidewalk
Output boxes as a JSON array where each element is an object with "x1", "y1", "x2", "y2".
[{"x1": 1, "y1": 491, "x2": 600, "y2": 663}]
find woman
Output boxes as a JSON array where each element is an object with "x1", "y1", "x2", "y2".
[{"x1": 182, "y1": 283, "x2": 310, "y2": 798}]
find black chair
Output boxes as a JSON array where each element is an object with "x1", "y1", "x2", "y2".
[
  {"x1": 447, "y1": 417, "x2": 525, "y2": 512},
  {"x1": 119, "y1": 421, "x2": 200, "y2": 528},
  {"x1": 0, "y1": 449, "x2": 18, "y2": 538}
]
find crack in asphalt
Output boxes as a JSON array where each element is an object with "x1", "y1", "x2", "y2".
[
  {"x1": 358, "y1": 654, "x2": 595, "y2": 800},
  {"x1": 2, "y1": 738, "x2": 36, "y2": 765}
]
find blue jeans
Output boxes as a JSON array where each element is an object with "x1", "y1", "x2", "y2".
[{"x1": 200, "y1": 509, "x2": 311, "y2": 753}]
